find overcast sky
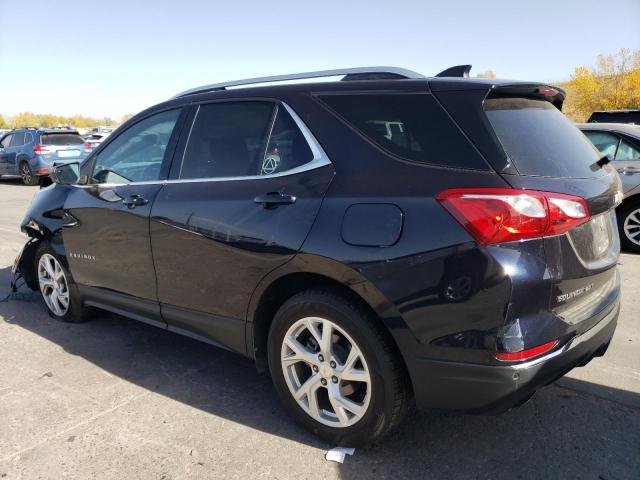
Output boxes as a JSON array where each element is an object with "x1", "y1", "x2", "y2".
[{"x1": 0, "y1": 0, "x2": 638, "y2": 119}]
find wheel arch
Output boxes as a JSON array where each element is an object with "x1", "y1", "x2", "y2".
[{"x1": 246, "y1": 254, "x2": 409, "y2": 373}]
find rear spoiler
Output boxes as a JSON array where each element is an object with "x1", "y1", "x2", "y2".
[{"x1": 487, "y1": 84, "x2": 566, "y2": 110}]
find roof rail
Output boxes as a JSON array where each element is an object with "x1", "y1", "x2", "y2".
[
  {"x1": 435, "y1": 65, "x2": 472, "y2": 78},
  {"x1": 171, "y1": 66, "x2": 425, "y2": 99}
]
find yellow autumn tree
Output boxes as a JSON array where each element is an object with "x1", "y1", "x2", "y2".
[{"x1": 563, "y1": 48, "x2": 640, "y2": 121}]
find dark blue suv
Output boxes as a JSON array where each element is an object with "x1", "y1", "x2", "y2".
[{"x1": 0, "y1": 128, "x2": 86, "y2": 185}]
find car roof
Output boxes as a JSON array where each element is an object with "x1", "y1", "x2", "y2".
[
  {"x1": 170, "y1": 66, "x2": 563, "y2": 99},
  {"x1": 577, "y1": 123, "x2": 640, "y2": 138}
]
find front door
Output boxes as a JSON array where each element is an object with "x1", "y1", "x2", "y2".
[
  {"x1": 62, "y1": 108, "x2": 184, "y2": 324},
  {"x1": 150, "y1": 101, "x2": 334, "y2": 352}
]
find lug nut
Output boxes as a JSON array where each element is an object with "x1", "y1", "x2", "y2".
[
  {"x1": 332, "y1": 376, "x2": 338, "y2": 384},
  {"x1": 312, "y1": 365, "x2": 319, "y2": 372},
  {"x1": 329, "y1": 361, "x2": 336, "y2": 368},
  {"x1": 321, "y1": 378, "x2": 327, "y2": 386},
  {"x1": 318, "y1": 354, "x2": 324, "y2": 362}
]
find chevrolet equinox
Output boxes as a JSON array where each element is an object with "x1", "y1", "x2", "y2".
[{"x1": 13, "y1": 66, "x2": 622, "y2": 446}]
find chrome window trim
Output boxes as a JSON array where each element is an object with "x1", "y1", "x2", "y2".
[{"x1": 76, "y1": 101, "x2": 332, "y2": 188}]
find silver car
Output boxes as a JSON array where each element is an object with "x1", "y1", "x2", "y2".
[{"x1": 579, "y1": 123, "x2": 640, "y2": 252}]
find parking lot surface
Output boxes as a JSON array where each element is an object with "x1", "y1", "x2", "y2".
[{"x1": 0, "y1": 178, "x2": 638, "y2": 480}]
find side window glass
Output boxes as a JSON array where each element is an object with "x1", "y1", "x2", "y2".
[
  {"x1": 0, "y1": 135, "x2": 12, "y2": 148},
  {"x1": 260, "y1": 107, "x2": 314, "y2": 175},
  {"x1": 92, "y1": 109, "x2": 181, "y2": 184},
  {"x1": 180, "y1": 102, "x2": 274, "y2": 179},
  {"x1": 615, "y1": 139, "x2": 640, "y2": 161},
  {"x1": 9, "y1": 132, "x2": 25, "y2": 147},
  {"x1": 24, "y1": 132, "x2": 33, "y2": 144},
  {"x1": 583, "y1": 131, "x2": 619, "y2": 157}
]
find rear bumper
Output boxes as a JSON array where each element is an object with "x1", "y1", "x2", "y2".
[{"x1": 407, "y1": 297, "x2": 619, "y2": 413}]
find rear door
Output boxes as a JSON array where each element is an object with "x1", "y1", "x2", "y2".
[
  {"x1": 150, "y1": 100, "x2": 334, "y2": 352},
  {"x1": 62, "y1": 108, "x2": 184, "y2": 325}
]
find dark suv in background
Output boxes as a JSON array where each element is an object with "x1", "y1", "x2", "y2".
[
  {"x1": 14, "y1": 66, "x2": 622, "y2": 446},
  {"x1": 0, "y1": 128, "x2": 85, "y2": 185}
]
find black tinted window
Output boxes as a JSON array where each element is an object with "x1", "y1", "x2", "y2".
[
  {"x1": 180, "y1": 102, "x2": 275, "y2": 179},
  {"x1": 41, "y1": 133, "x2": 84, "y2": 145},
  {"x1": 318, "y1": 93, "x2": 488, "y2": 169},
  {"x1": 260, "y1": 107, "x2": 314, "y2": 175},
  {"x1": 92, "y1": 109, "x2": 180, "y2": 184},
  {"x1": 485, "y1": 97, "x2": 603, "y2": 178}
]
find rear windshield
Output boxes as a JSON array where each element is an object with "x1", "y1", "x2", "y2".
[
  {"x1": 318, "y1": 93, "x2": 489, "y2": 170},
  {"x1": 484, "y1": 97, "x2": 603, "y2": 178},
  {"x1": 41, "y1": 133, "x2": 84, "y2": 146}
]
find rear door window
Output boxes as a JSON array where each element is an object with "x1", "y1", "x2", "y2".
[
  {"x1": 318, "y1": 93, "x2": 489, "y2": 170},
  {"x1": 616, "y1": 139, "x2": 640, "y2": 160},
  {"x1": 9, "y1": 132, "x2": 25, "y2": 147},
  {"x1": 41, "y1": 133, "x2": 84, "y2": 146},
  {"x1": 582, "y1": 131, "x2": 620, "y2": 157},
  {"x1": 485, "y1": 97, "x2": 604, "y2": 178}
]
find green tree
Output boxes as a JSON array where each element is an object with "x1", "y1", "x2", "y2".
[{"x1": 0, "y1": 115, "x2": 8, "y2": 129}]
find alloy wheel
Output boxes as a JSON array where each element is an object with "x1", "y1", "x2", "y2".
[
  {"x1": 623, "y1": 208, "x2": 640, "y2": 246},
  {"x1": 21, "y1": 163, "x2": 32, "y2": 185},
  {"x1": 280, "y1": 316, "x2": 371, "y2": 428},
  {"x1": 38, "y1": 253, "x2": 70, "y2": 316}
]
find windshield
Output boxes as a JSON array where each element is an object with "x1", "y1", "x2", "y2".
[{"x1": 485, "y1": 97, "x2": 604, "y2": 178}]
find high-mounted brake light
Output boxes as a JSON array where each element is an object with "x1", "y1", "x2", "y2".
[
  {"x1": 32, "y1": 145, "x2": 51, "y2": 155},
  {"x1": 493, "y1": 340, "x2": 559, "y2": 361},
  {"x1": 537, "y1": 87, "x2": 560, "y2": 96},
  {"x1": 436, "y1": 188, "x2": 590, "y2": 245}
]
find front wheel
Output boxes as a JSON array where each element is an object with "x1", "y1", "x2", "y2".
[
  {"x1": 268, "y1": 290, "x2": 412, "y2": 446},
  {"x1": 35, "y1": 243, "x2": 90, "y2": 322},
  {"x1": 618, "y1": 200, "x2": 640, "y2": 253}
]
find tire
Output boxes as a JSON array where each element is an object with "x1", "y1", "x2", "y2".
[
  {"x1": 20, "y1": 161, "x2": 38, "y2": 186},
  {"x1": 35, "y1": 242, "x2": 90, "y2": 322},
  {"x1": 618, "y1": 200, "x2": 640, "y2": 253},
  {"x1": 268, "y1": 289, "x2": 412, "y2": 446}
]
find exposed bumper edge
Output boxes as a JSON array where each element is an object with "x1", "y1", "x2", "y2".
[{"x1": 407, "y1": 298, "x2": 620, "y2": 413}]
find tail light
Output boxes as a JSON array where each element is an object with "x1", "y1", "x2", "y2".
[
  {"x1": 493, "y1": 339, "x2": 559, "y2": 361},
  {"x1": 436, "y1": 188, "x2": 589, "y2": 245},
  {"x1": 32, "y1": 145, "x2": 52, "y2": 155},
  {"x1": 84, "y1": 142, "x2": 93, "y2": 153}
]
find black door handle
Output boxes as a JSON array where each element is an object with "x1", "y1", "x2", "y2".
[
  {"x1": 253, "y1": 193, "x2": 297, "y2": 208},
  {"x1": 122, "y1": 194, "x2": 148, "y2": 208}
]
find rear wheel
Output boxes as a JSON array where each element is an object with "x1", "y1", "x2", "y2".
[
  {"x1": 618, "y1": 200, "x2": 640, "y2": 253},
  {"x1": 268, "y1": 290, "x2": 412, "y2": 446},
  {"x1": 20, "y1": 161, "x2": 38, "y2": 186},
  {"x1": 35, "y1": 243, "x2": 90, "y2": 322}
]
